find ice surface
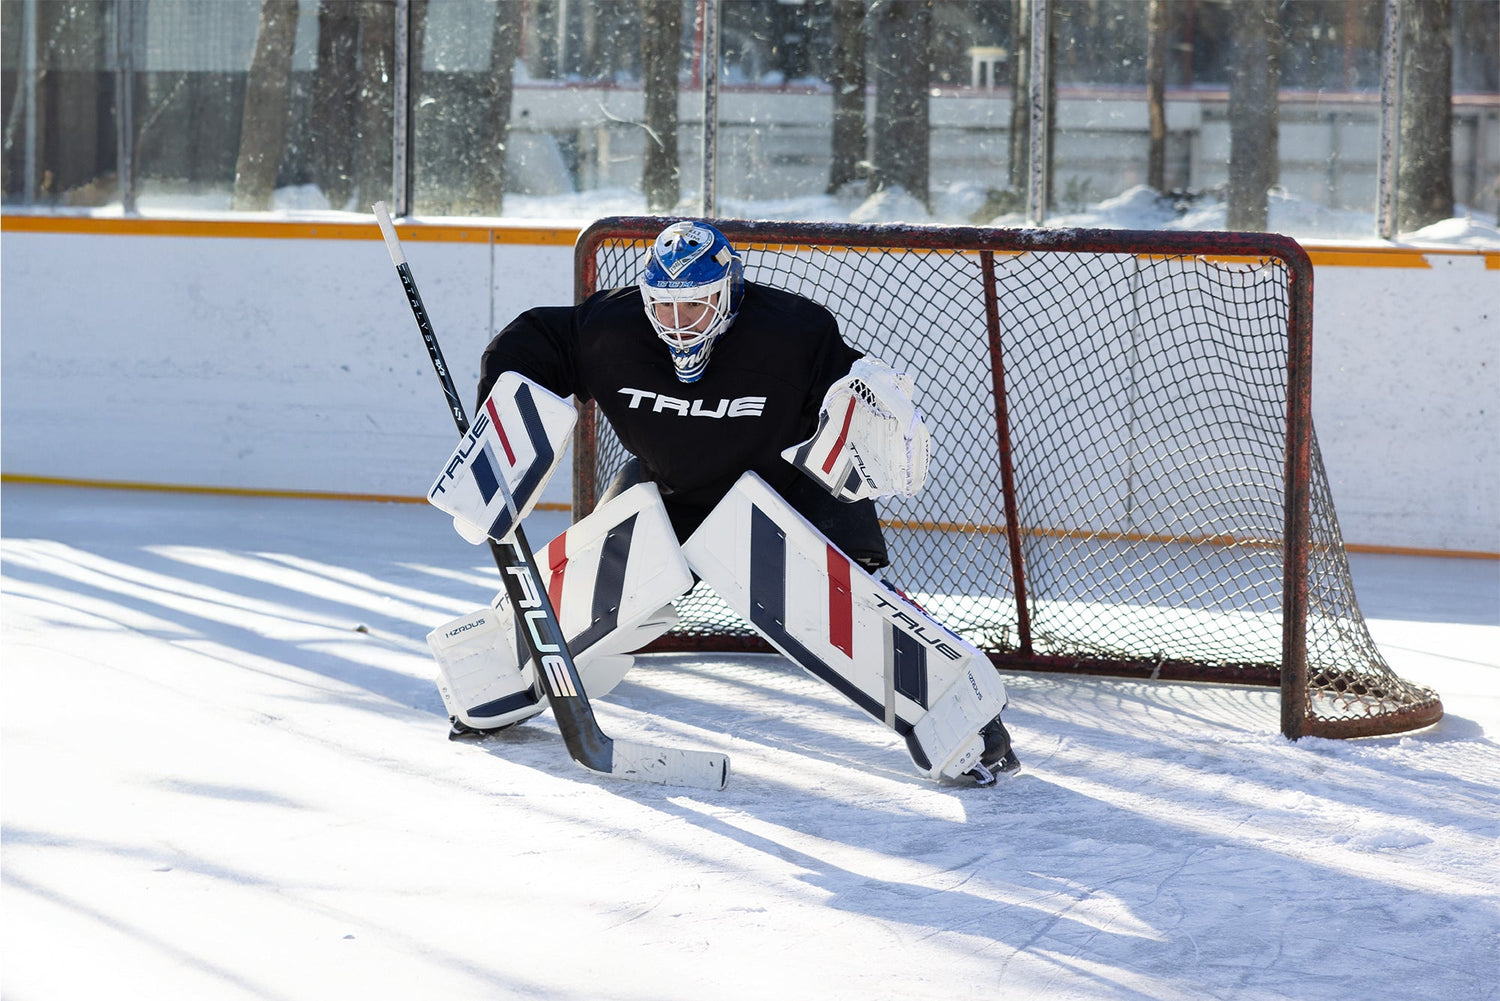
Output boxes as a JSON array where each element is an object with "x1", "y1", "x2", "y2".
[{"x1": 2, "y1": 484, "x2": 1497, "y2": 1001}]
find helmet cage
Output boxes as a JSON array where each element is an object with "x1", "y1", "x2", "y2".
[
  {"x1": 638, "y1": 221, "x2": 744, "y2": 383},
  {"x1": 641, "y1": 276, "x2": 736, "y2": 382}
]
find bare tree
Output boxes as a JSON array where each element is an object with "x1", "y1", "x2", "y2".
[
  {"x1": 827, "y1": 0, "x2": 867, "y2": 194},
  {"x1": 870, "y1": 0, "x2": 932, "y2": 206},
  {"x1": 1226, "y1": 0, "x2": 1280, "y2": 231},
  {"x1": 233, "y1": 0, "x2": 299, "y2": 211},
  {"x1": 1397, "y1": 0, "x2": 1454, "y2": 231},
  {"x1": 641, "y1": 0, "x2": 682, "y2": 213},
  {"x1": 472, "y1": 1, "x2": 524, "y2": 213}
]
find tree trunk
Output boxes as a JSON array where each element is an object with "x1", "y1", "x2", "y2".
[
  {"x1": 312, "y1": 0, "x2": 359, "y2": 210},
  {"x1": 472, "y1": 0, "x2": 523, "y2": 213},
  {"x1": 871, "y1": 0, "x2": 931, "y2": 206},
  {"x1": 232, "y1": 0, "x2": 299, "y2": 211},
  {"x1": 1397, "y1": 0, "x2": 1454, "y2": 232},
  {"x1": 827, "y1": 0, "x2": 867, "y2": 194},
  {"x1": 354, "y1": 0, "x2": 395, "y2": 209},
  {"x1": 641, "y1": 0, "x2": 681, "y2": 213},
  {"x1": 1145, "y1": 0, "x2": 1169, "y2": 193},
  {"x1": 1226, "y1": 0, "x2": 1280, "y2": 231}
]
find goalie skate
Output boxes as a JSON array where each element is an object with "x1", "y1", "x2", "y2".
[{"x1": 966, "y1": 716, "x2": 1021, "y2": 785}]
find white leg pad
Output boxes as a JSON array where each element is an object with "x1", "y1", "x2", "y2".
[
  {"x1": 682, "y1": 471, "x2": 1006, "y2": 781},
  {"x1": 428, "y1": 605, "x2": 543, "y2": 729},
  {"x1": 913, "y1": 659, "x2": 1010, "y2": 779},
  {"x1": 428, "y1": 482, "x2": 693, "y2": 730}
]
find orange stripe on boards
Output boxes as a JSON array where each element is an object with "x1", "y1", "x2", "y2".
[
  {"x1": 3, "y1": 214, "x2": 1494, "y2": 269},
  {"x1": 0, "y1": 212, "x2": 579, "y2": 245},
  {"x1": 876, "y1": 513, "x2": 1497, "y2": 561},
  {"x1": 2, "y1": 474, "x2": 1489, "y2": 560},
  {"x1": 0, "y1": 472, "x2": 574, "y2": 511}
]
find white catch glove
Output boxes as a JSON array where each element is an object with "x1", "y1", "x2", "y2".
[{"x1": 781, "y1": 357, "x2": 931, "y2": 500}]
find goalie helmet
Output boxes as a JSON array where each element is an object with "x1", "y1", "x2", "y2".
[{"x1": 639, "y1": 221, "x2": 745, "y2": 383}]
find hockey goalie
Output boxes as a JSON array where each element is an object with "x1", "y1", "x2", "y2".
[{"x1": 425, "y1": 220, "x2": 1020, "y2": 786}]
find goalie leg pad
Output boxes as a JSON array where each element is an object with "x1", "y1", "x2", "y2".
[
  {"x1": 428, "y1": 605, "x2": 543, "y2": 730},
  {"x1": 429, "y1": 482, "x2": 694, "y2": 731},
  {"x1": 533, "y1": 482, "x2": 692, "y2": 663},
  {"x1": 910, "y1": 657, "x2": 1010, "y2": 780},
  {"x1": 427, "y1": 606, "x2": 664, "y2": 731},
  {"x1": 682, "y1": 472, "x2": 1007, "y2": 781}
]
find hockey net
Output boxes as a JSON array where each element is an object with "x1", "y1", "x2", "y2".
[{"x1": 572, "y1": 218, "x2": 1442, "y2": 740}]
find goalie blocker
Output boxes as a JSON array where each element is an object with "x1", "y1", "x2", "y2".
[
  {"x1": 683, "y1": 472, "x2": 1017, "y2": 784},
  {"x1": 427, "y1": 371, "x2": 577, "y2": 545}
]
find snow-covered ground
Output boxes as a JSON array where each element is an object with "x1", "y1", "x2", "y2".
[
  {"x1": 133, "y1": 179, "x2": 1500, "y2": 249},
  {"x1": 2, "y1": 484, "x2": 1497, "y2": 1001}
]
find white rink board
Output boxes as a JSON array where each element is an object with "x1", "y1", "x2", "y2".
[{"x1": 1, "y1": 224, "x2": 1495, "y2": 552}]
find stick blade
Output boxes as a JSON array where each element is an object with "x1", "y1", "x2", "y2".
[{"x1": 608, "y1": 741, "x2": 730, "y2": 791}]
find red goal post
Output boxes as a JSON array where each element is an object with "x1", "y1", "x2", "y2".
[{"x1": 572, "y1": 217, "x2": 1442, "y2": 741}]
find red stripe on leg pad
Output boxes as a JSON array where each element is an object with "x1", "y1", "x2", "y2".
[
  {"x1": 547, "y1": 534, "x2": 567, "y2": 613},
  {"x1": 827, "y1": 545, "x2": 853, "y2": 657}
]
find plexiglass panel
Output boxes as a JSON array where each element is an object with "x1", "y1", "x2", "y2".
[
  {"x1": 1, "y1": 0, "x2": 1494, "y2": 237},
  {"x1": 1, "y1": 0, "x2": 117, "y2": 207}
]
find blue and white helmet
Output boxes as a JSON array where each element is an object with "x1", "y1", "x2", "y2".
[{"x1": 639, "y1": 221, "x2": 745, "y2": 383}]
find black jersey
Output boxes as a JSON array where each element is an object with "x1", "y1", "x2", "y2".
[{"x1": 479, "y1": 282, "x2": 863, "y2": 517}]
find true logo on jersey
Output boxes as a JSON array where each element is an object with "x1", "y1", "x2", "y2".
[{"x1": 618, "y1": 388, "x2": 766, "y2": 418}]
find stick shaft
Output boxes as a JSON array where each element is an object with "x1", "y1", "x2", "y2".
[
  {"x1": 373, "y1": 203, "x2": 728, "y2": 790},
  {"x1": 373, "y1": 202, "x2": 612, "y2": 772}
]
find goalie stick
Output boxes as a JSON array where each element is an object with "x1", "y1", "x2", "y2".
[{"x1": 372, "y1": 202, "x2": 728, "y2": 791}]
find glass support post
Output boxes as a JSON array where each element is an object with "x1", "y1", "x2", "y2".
[
  {"x1": 114, "y1": 0, "x2": 136, "y2": 213},
  {"x1": 1027, "y1": 0, "x2": 1050, "y2": 225},
  {"x1": 1377, "y1": 0, "x2": 1401, "y2": 239},
  {"x1": 700, "y1": 0, "x2": 719, "y2": 217},
  {"x1": 393, "y1": 0, "x2": 412, "y2": 217}
]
